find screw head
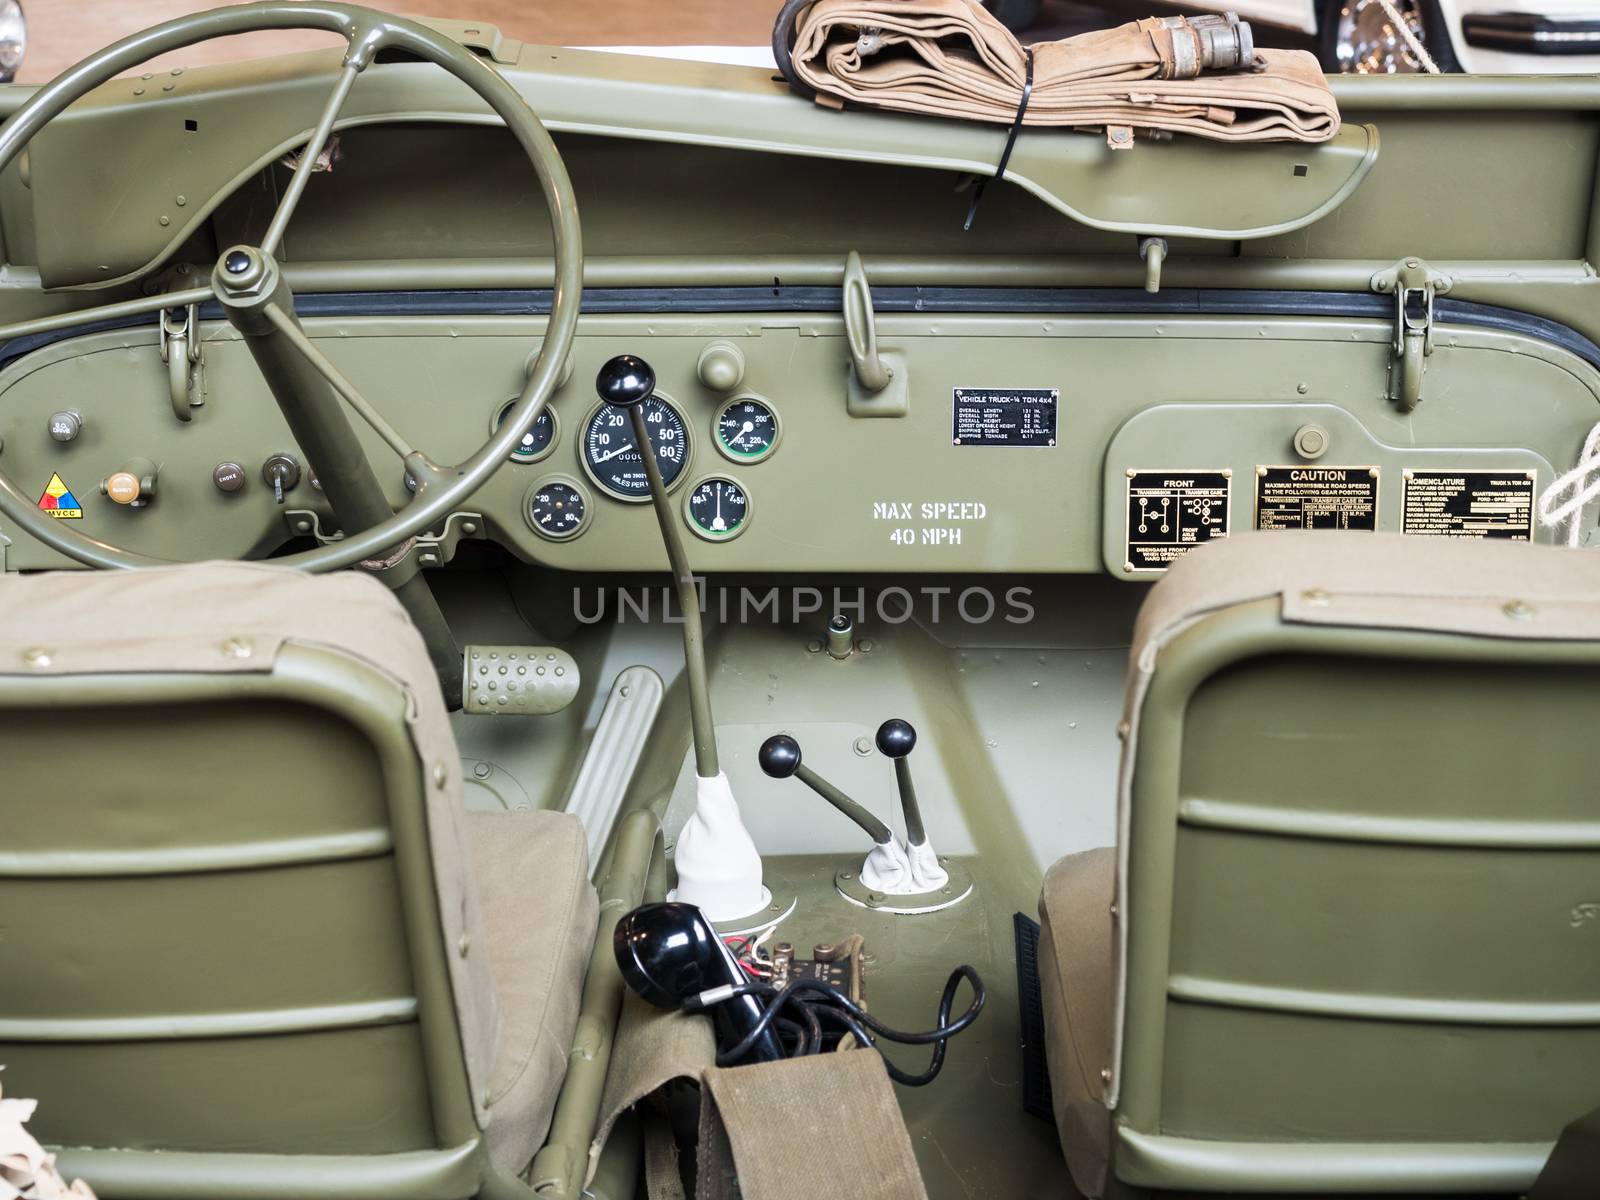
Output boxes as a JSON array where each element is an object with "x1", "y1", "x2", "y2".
[{"x1": 224, "y1": 249, "x2": 251, "y2": 274}]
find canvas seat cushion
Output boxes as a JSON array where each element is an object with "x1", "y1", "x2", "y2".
[
  {"x1": 1037, "y1": 847, "x2": 1115, "y2": 1200},
  {"x1": 466, "y1": 809, "x2": 598, "y2": 1174}
]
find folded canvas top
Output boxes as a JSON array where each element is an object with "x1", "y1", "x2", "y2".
[{"x1": 779, "y1": 0, "x2": 1339, "y2": 146}]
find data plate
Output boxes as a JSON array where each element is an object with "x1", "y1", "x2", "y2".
[
  {"x1": 1255, "y1": 466, "x2": 1378, "y2": 531},
  {"x1": 952, "y1": 388, "x2": 1058, "y2": 447},
  {"x1": 1402, "y1": 469, "x2": 1535, "y2": 539},
  {"x1": 1124, "y1": 470, "x2": 1231, "y2": 572}
]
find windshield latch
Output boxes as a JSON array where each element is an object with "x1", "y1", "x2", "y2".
[
  {"x1": 1372, "y1": 258, "x2": 1452, "y2": 413},
  {"x1": 159, "y1": 303, "x2": 203, "y2": 423}
]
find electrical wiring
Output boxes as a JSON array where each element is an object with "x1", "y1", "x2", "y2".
[{"x1": 681, "y1": 965, "x2": 985, "y2": 1086}]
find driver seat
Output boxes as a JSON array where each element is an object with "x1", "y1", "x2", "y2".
[{"x1": 0, "y1": 563, "x2": 598, "y2": 1198}]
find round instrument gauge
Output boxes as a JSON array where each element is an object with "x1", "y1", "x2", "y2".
[
  {"x1": 494, "y1": 398, "x2": 558, "y2": 464},
  {"x1": 580, "y1": 395, "x2": 690, "y2": 501},
  {"x1": 525, "y1": 477, "x2": 590, "y2": 541},
  {"x1": 685, "y1": 476, "x2": 750, "y2": 542},
  {"x1": 714, "y1": 395, "x2": 779, "y2": 464}
]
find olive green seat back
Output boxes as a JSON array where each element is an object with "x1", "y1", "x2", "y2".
[
  {"x1": 0, "y1": 563, "x2": 594, "y2": 1200},
  {"x1": 1044, "y1": 532, "x2": 1600, "y2": 1197}
]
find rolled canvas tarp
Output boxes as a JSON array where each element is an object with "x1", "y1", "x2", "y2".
[{"x1": 777, "y1": 0, "x2": 1339, "y2": 147}]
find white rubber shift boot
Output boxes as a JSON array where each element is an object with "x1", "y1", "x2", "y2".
[{"x1": 669, "y1": 771, "x2": 769, "y2": 921}]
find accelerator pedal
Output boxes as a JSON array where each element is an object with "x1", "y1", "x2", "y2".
[{"x1": 461, "y1": 645, "x2": 579, "y2": 715}]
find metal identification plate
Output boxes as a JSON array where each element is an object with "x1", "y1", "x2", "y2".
[
  {"x1": 1402, "y1": 469, "x2": 1535, "y2": 539},
  {"x1": 952, "y1": 388, "x2": 1057, "y2": 447},
  {"x1": 1255, "y1": 466, "x2": 1378, "y2": 531},
  {"x1": 1125, "y1": 469, "x2": 1231, "y2": 572}
]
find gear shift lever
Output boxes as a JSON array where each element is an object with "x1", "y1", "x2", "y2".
[
  {"x1": 597, "y1": 355, "x2": 768, "y2": 922},
  {"x1": 758, "y1": 733, "x2": 914, "y2": 893},
  {"x1": 876, "y1": 719, "x2": 949, "y2": 891}
]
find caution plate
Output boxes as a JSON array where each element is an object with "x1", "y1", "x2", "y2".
[
  {"x1": 1124, "y1": 469, "x2": 1230, "y2": 573},
  {"x1": 1255, "y1": 466, "x2": 1378, "y2": 531},
  {"x1": 1402, "y1": 469, "x2": 1534, "y2": 539}
]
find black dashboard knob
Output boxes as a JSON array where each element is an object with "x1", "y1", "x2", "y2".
[
  {"x1": 596, "y1": 354, "x2": 656, "y2": 408},
  {"x1": 758, "y1": 733, "x2": 803, "y2": 779},
  {"x1": 875, "y1": 718, "x2": 917, "y2": 759}
]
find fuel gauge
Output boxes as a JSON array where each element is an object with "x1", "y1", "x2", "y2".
[
  {"x1": 714, "y1": 396, "x2": 779, "y2": 464},
  {"x1": 685, "y1": 476, "x2": 750, "y2": 542},
  {"x1": 495, "y1": 398, "x2": 558, "y2": 464}
]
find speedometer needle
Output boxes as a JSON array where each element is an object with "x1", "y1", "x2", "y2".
[{"x1": 593, "y1": 442, "x2": 635, "y2": 464}]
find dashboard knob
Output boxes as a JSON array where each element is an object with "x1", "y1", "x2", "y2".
[
  {"x1": 757, "y1": 733, "x2": 803, "y2": 779},
  {"x1": 696, "y1": 341, "x2": 745, "y2": 392},
  {"x1": 875, "y1": 718, "x2": 917, "y2": 759},
  {"x1": 101, "y1": 458, "x2": 157, "y2": 507},
  {"x1": 261, "y1": 453, "x2": 302, "y2": 505},
  {"x1": 212, "y1": 462, "x2": 247, "y2": 493},
  {"x1": 595, "y1": 354, "x2": 655, "y2": 409},
  {"x1": 48, "y1": 411, "x2": 82, "y2": 443}
]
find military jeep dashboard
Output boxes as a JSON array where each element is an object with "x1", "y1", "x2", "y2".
[{"x1": 1, "y1": 49, "x2": 1599, "y2": 575}]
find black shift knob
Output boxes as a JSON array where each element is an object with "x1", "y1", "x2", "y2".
[
  {"x1": 596, "y1": 354, "x2": 656, "y2": 408},
  {"x1": 758, "y1": 734, "x2": 802, "y2": 779},
  {"x1": 875, "y1": 718, "x2": 916, "y2": 759}
]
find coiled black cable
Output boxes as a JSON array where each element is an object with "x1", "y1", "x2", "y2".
[{"x1": 683, "y1": 965, "x2": 985, "y2": 1086}]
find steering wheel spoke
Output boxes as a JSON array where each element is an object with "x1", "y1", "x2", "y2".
[
  {"x1": 260, "y1": 59, "x2": 364, "y2": 258},
  {"x1": 261, "y1": 302, "x2": 414, "y2": 460},
  {"x1": 0, "y1": 285, "x2": 214, "y2": 346}
]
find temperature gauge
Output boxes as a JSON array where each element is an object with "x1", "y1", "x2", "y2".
[
  {"x1": 495, "y1": 398, "x2": 558, "y2": 464},
  {"x1": 685, "y1": 476, "x2": 750, "y2": 542},
  {"x1": 715, "y1": 396, "x2": 779, "y2": 464},
  {"x1": 525, "y1": 477, "x2": 590, "y2": 541}
]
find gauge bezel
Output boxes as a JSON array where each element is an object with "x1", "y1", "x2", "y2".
[
  {"x1": 493, "y1": 396, "x2": 560, "y2": 465},
  {"x1": 712, "y1": 393, "x2": 781, "y2": 465},
  {"x1": 579, "y1": 392, "x2": 693, "y2": 502},
  {"x1": 523, "y1": 474, "x2": 592, "y2": 541},
  {"x1": 683, "y1": 473, "x2": 752, "y2": 543}
]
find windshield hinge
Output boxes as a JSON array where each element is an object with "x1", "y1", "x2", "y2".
[
  {"x1": 159, "y1": 303, "x2": 203, "y2": 423},
  {"x1": 1371, "y1": 257, "x2": 1452, "y2": 413}
]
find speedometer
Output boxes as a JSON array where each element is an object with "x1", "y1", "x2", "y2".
[{"x1": 580, "y1": 395, "x2": 690, "y2": 501}]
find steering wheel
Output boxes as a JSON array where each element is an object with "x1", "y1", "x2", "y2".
[{"x1": 0, "y1": 2, "x2": 582, "y2": 572}]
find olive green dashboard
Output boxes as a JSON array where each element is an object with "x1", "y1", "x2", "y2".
[{"x1": 0, "y1": 299, "x2": 1593, "y2": 575}]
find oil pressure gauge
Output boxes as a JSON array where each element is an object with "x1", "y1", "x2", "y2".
[
  {"x1": 714, "y1": 395, "x2": 779, "y2": 464},
  {"x1": 581, "y1": 394, "x2": 690, "y2": 500},
  {"x1": 525, "y1": 477, "x2": 590, "y2": 541},
  {"x1": 685, "y1": 476, "x2": 750, "y2": 542},
  {"x1": 495, "y1": 398, "x2": 557, "y2": 464}
]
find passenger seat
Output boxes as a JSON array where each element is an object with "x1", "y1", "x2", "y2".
[{"x1": 1039, "y1": 532, "x2": 1600, "y2": 1196}]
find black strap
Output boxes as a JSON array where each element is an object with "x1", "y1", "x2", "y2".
[{"x1": 964, "y1": 47, "x2": 1034, "y2": 232}]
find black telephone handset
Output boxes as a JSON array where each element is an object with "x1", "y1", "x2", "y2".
[{"x1": 613, "y1": 901, "x2": 784, "y2": 1064}]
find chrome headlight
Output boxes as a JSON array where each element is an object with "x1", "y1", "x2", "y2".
[{"x1": 0, "y1": 1, "x2": 25, "y2": 82}]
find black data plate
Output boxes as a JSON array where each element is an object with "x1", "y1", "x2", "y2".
[
  {"x1": 1402, "y1": 469, "x2": 1535, "y2": 539},
  {"x1": 952, "y1": 388, "x2": 1058, "y2": 447},
  {"x1": 1125, "y1": 470, "x2": 1230, "y2": 572},
  {"x1": 1256, "y1": 466, "x2": 1378, "y2": 531}
]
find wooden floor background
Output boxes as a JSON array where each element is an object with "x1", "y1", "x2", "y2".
[{"x1": 16, "y1": 0, "x2": 1099, "y2": 83}]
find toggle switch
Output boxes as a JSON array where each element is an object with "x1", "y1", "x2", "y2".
[{"x1": 261, "y1": 453, "x2": 301, "y2": 505}]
